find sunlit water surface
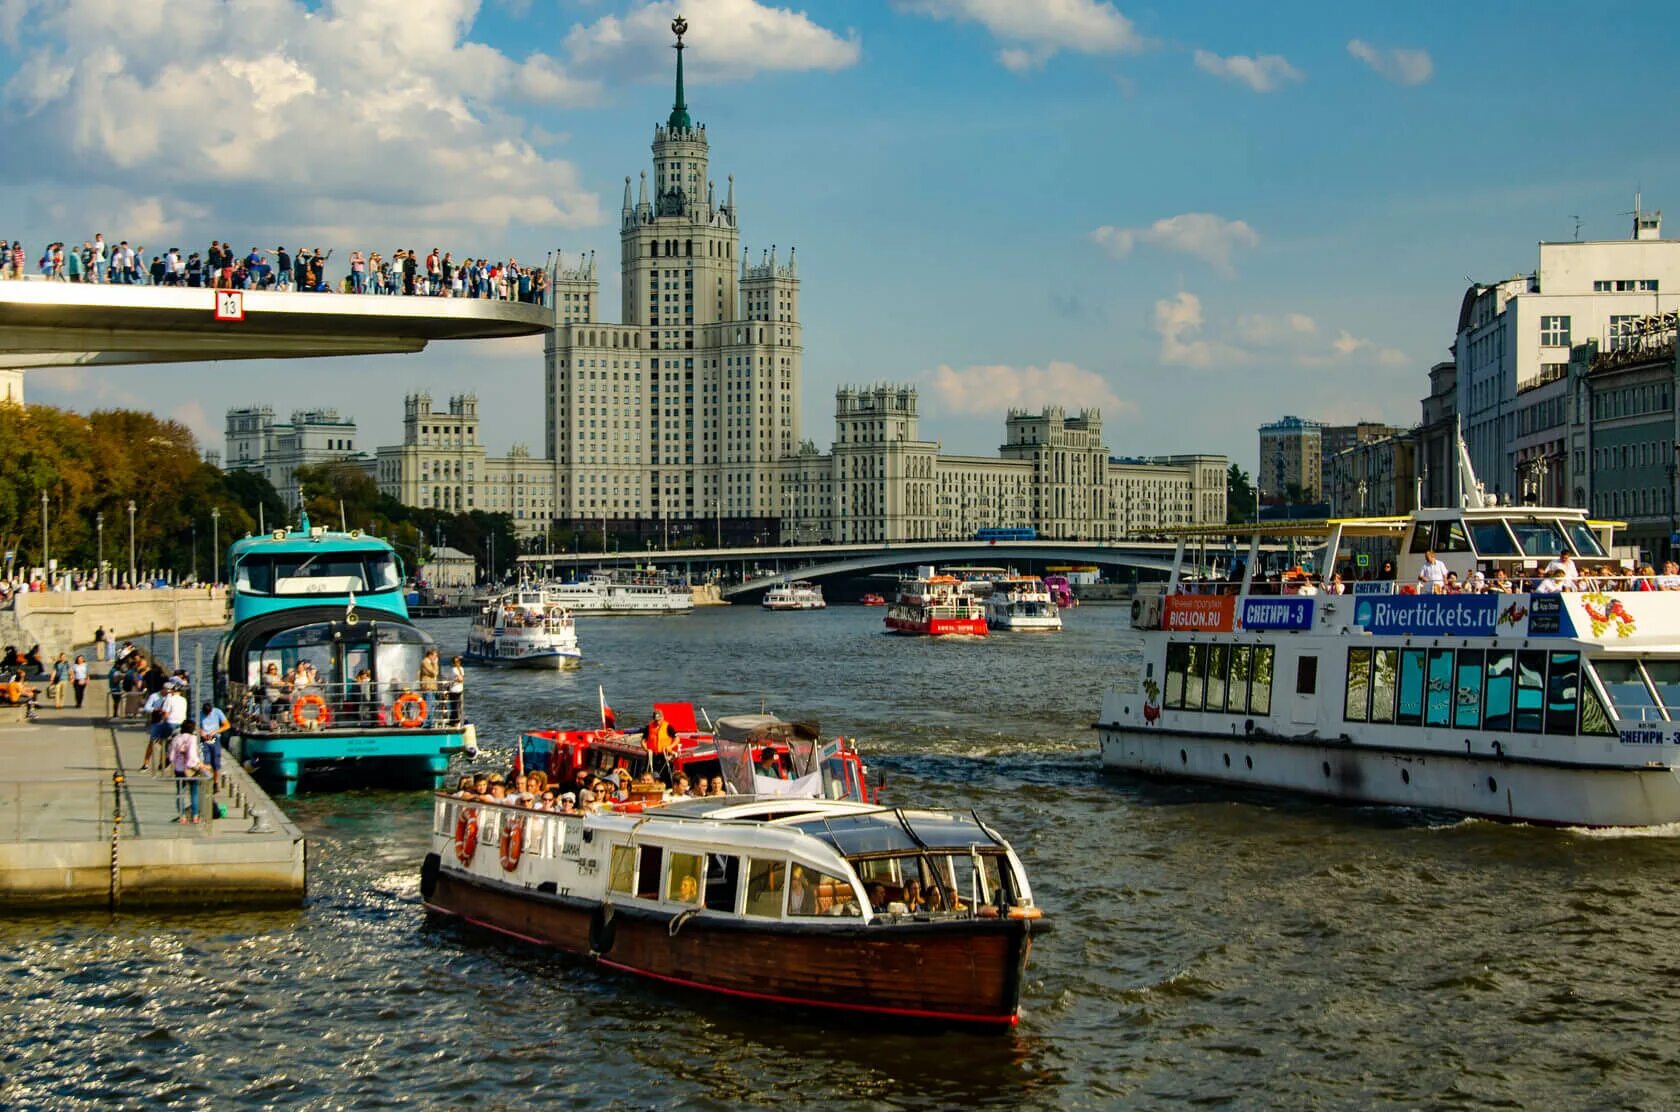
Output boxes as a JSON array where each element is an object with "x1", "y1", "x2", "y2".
[{"x1": 5, "y1": 605, "x2": 1680, "y2": 1108}]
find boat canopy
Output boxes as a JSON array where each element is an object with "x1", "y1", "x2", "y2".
[{"x1": 787, "y1": 808, "x2": 1006, "y2": 859}]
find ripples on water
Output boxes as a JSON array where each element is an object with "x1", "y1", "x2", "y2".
[{"x1": 6, "y1": 605, "x2": 1680, "y2": 1107}]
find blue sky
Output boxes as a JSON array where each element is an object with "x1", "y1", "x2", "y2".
[{"x1": 4, "y1": 0, "x2": 1679, "y2": 474}]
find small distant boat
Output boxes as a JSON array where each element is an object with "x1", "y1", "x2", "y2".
[
  {"x1": 545, "y1": 568, "x2": 694, "y2": 614},
  {"x1": 465, "y1": 587, "x2": 581, "y2": 669},
  {"x1": 763, "y1": 581, "x2": 826, "y2": 611},
  {"x1": 985, "y1": 575, "x2": 1063, "y2": 632},
  {"x1": 858, "y1": 593, "x2": 886, "y2": 606},
  {"x1": 885, "y1": 567, "x2": 988, "y2": 637}
]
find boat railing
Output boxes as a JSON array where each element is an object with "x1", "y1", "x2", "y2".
[{"x1": 228, "y1": 679, "x2": 465, "y2": 733}]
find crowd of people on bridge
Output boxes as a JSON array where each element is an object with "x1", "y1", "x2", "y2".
[{"x1": 0, "y1": 235, "x2": 550, "y2": 305}]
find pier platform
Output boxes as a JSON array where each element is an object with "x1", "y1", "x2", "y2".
[{"x1": 0, "y1": 711, "x2": 305, "y2": 910}]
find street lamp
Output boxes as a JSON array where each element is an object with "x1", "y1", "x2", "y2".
[
  {"x1": 127, "y1": 499, "x2": 136, "y2": 587},
  {"x1": 709, "y1": 498, "x2": 721, "y2": 548},
  {"x1": 96, "y1": 512, "x2": 104, "y2": 589},
  {"x1": 192, "y1": 521, "x2": 198, "y2": 584},
  {"x1": 1358, "y1": 480, "x2": 1368, "y2": 515},
  {"x1": 211, "y1": 507, "x2": 220, "y2": 586},
  {"x1": 39, "y1": 490, "x2": 48, "y2": 585}
]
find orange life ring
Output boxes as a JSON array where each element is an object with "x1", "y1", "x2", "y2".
[
  {"x1": 498, "y1": 816, "x2": 524, "y2": 871},
  {"x1": 454, "y1": 807, "x2": 479, "y2": 864},
  {"x1": 292, "y1": 693, "x2": 331, "y2": 729},
  {"x1": 394, "y1": 691, "x2": 428, "y2": 728}
]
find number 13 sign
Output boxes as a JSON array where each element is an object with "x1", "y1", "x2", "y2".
[{"x1": 213, "y1": 290, "x2": 244, "y2": 321}]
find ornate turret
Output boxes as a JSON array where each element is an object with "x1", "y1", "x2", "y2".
[{"x1": 668, "y1": 15, "x2": 691, "y2": 131}]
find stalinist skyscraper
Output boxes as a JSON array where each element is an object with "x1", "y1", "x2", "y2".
[{"x1": 545, "y1": 16, "x2": 802, "y2": 544}]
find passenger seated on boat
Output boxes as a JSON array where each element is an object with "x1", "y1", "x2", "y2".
[
  {"x1": 903, "y1": 879, "x2": 925, "y2": 913},
  {"x1": 1635, "y1": 564, "x2": 1658, "y2": 591},
  {"x1": 1535, "y1": 568, "x2": 1567, "y2": 595},
  {"x1": 1543, "y1": 553, "x2": 1579, "y2": 590},
  {"x1": 1442, "y1": 572, "x2": 1461, "y2": 594},
  {"x1": 1661, "y1": 561, "x2": 1680, "y2": 590},
  {"x1": 708, "y1": 777, "x2": 727, "y2": 797},
  {"x1": 670, "y1": 774, "x2": 692, "y2": 798},
  {"x1": 558, "y1": 792, "x2": 578, "y2": 814},
  {"x1": 454, "y1": 775, "x2": 476, "y2": 798},
  {"x1": 788, "y1": 866, "x2": 814, "y2": 915},
  {"x1": 1488, "y1": 568, "x2": 1514, "y2": 593}
]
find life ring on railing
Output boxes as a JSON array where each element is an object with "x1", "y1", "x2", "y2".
[
  {"x1": 454, "y1": 807, "x2": 479, "y2": 864},
  {"x1": 291, "y1": 693, "x2": 331, "y2": 729},
  {"x1": 1006, "y1": 905, "x2": 1044, "y2": 920},
  {"x1": 499, "y1": 815, "x2": 524, "y2": 871},
  {"x1": 394, "y1": 691, "x2": 428, "y2": 728}
]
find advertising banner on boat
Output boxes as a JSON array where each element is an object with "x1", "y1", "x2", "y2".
[
  {"x1": 1352, "y1": 594, "x2": 1498, "y2": 636},
  {"x1": 1163, "y1": 595, "x2": 1235, "y2": 632},
  {"x1": 1240, "y1": 597, "x2": 1314, "y2": 631}
]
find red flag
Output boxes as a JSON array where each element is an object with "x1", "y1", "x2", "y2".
[
  {"x1": 512, "y1": 741, "x2": 524, "y2": 779},
  {"x1": 604, "y1": 705, "x2": 617, "y2": 729}
]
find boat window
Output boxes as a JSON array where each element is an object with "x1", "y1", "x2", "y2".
[
  {"x1": 1205, "y1": 645, "x2": 1228, "y2": 712},
  {"x1": 1184, "y1": 644, "x2": 1207, "y2": 711},
  {"x1": 811, "y1": 872, "x2": 862, "y2": 917},
  {"x1": 1592, "y1": 659, "x2": 1664, "y2": 722},
  {"x1": 1407, "y1": 527, "x2": 1433, "y2": 554},
  {"x1": 1344, "y1": 648, "x2": 1371, "y2": 722},
  {"x1": 1515, "y1": 651, "x2": 1546, "y2": 732},
  {"x1": 1371, "y1": 649, "x2": 1398, "y2": 723},
  {"x1": 1425, "y1": 649, "x2": 1454, "y2": 727},
  {"x1": 1643, "y1": 660, "x2": 1680, "y2": 716},
  {"x1": 1396, "y1": 649, "x2": 1426, "y2": 726},
  {"x1": 1565, "y1": 521, "x2": 1608, "y2": 558},
  {"x1": 1454, "y1": 650, "x2": 1485, "y2": 730},
  {"x1": 1508, "y1": 521, "x2": 1569, "y2": 557},
  {"x1": 1545, "y1": 652, "x2": 1581, "y2": 735},
  {"x1": 608, "y1": 845, "x2": 635, "y2": 895},
  {"x1": 1468, "y1": 521, "x2": 1520, "y2": 556},
  {"x1": 1227, "y1": 646, "x2": 1251, "y2": 713},
  {"x1": 1164, "y1": 643, "x2": 1189, "y2": 710},
  {"x1": 1580, "y1": 684, "x2": 1618, "y2": 737},
  {"x1": 1483, "y1": 651, "x2": 1514, "y2": 731},
  {"x1": 1249, "y1": 647, "x2": 1275, "y2": 715},
  {"x1": 1295, "y1": 655, "x2": 1318, "y2": 697},
  {"x1": 237, "y1": 551, "x2": 401, "y2": 596},
  {"x1": 743, "y1": 858, "x2": 786, "y2": 918},
  {"x1": 636, "y1": 845, "x2": 663, "y2": 900},
  {"x1": 703, "y1": 854, "x2": 739, "y2": 912},
  {"x1": 1436, "y1": 521, "x2": 1472, "y2": 553},
  {"x1": 666, "y1": 851, "x2": 704, "y2": 904}
]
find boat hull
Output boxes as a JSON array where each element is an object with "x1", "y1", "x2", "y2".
[
  {"x1": 240, "y1": 728, "x2": 463, "y2": 795},
  {"x1": 464, "y1": 641, "x2": 581, "y2": 668},
  {"x1": 986, "y1": 617, "x2": 1062, "y2": 632},
  {"x1": 1097, "y1": 723, "x2": 1680, "y2": 828},
  {"x1": 423, "y1": 864, "x2": 1035, "y2": 1029},
  {"x1": 884, "y1": 615, "x2": 989, "y2": 636}
]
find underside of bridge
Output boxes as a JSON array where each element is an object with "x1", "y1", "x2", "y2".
[{"x1": 0, "y1": 281, "x2": 550, "y2": 372}]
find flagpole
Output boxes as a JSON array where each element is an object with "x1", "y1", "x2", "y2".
[{"x1": 599, "y1": 685, "x2": 607, "y2": 729}]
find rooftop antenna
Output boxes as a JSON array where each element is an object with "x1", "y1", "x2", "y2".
[{"x1": 1569, "y1": 214, "x2": 1582, "y2": 241}]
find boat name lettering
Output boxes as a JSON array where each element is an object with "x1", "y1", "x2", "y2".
[
  {"x1": 1163, "y1": 595, "x2": 1235, "y2": 632},
  {"x1": 1353, "y1": 595, "x2": 1498, "y2": 635},
  {"x1": 1619, "y1": 728, "x2": 1672, "y2": 746},
  {"x1": 1240, "y1": 598, "x2": 1313, "y2": 631}
]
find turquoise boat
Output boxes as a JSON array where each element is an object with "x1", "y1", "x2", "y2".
[{"x1": 213, "y1": 514, "x2": 468, "y2": 795}]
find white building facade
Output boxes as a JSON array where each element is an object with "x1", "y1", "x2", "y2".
[
  {"x1": 224, "y1": 405, "x2": 362, "y2": 509},
  {"x1": 1458, "y1": 203, "x2": 1680, "y2": 503}
]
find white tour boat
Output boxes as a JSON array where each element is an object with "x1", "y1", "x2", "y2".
[
  {"x1": 1097, "y1": 452, "x2": 1680, "y2": 827},
  {"x1": 465, "y1": 587, "x2": 581, "y2": 669},
  {"x1": 762, "y1": 580, "x2": 827, "y2": 611},
  {"x1": 984, "y1": 575, "x2": 1063, "y2": 632},
  {"x1": 421, "y1": 788, "x2": 1046, "y2": 1029},
  {"x1": 545, "y1": 568, "x2": 695, "y2": 614}
]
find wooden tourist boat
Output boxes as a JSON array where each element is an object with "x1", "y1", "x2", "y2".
[{"x1": 421, "y1": 791, "x2": 1046, "y2": 1029}]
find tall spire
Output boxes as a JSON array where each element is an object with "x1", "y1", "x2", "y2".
[{"x1": 668, "y1": 15, "x2": 691, "y2": 131}]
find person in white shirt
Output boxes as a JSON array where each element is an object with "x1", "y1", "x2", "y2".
[
  {"x1": 1543, "y1": 553, "x2": 1579, "y2": 591},
  {"x1": 1535, "y1": 568, "x2": 1567, "y2": 594},
  {"x1": 1417, "y1": 550, "x2": 1448, "y2": 594},
  {"x1": 1659, "y1": 561, "x2": 1680, "y2": 591}
]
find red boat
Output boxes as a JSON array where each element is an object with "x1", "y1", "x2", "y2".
[
  {"x1": 884, "y1": 572, "x2": 988, "y2": 636},
  {"x1": 858, "y1": 593, "x2": 886, "y2": 606}
]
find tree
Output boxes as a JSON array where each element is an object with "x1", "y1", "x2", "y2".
[{"x1": 1226, "y1": 464, "x2": 1256, "y2": 523}]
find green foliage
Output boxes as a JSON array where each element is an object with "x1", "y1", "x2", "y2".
[
  {"x1": 1226, "y1": 463, "x2": 1257, "y2": 523},
  {"x1": 0, "y1": 402, "x2": 275, "y2": 579}
]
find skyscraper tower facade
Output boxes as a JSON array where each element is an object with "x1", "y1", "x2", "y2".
[{"x1": 544, "y1": 17, "x2": 802, "y2": 543}]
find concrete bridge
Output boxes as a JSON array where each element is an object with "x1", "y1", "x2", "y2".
[
  {"x1": 516, "y1": 539, "x2": 1224, "y2": 600},
  {"x1": 0, "y1": 279, "x2": 549, "y2": 380}
]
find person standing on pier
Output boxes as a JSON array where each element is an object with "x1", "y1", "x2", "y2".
[
  {"x1": 47, "y1": 653, "x2": 69, "y2": 710},
  {"x1": 71, "y1": 655, "x2": 88, "y2": 708},
  {"x1": 198, "y1": 701, "x2": 229, "y2": 792},
  {"x1": 169, "y1": 727, "x2": 204, "y2": 823}
]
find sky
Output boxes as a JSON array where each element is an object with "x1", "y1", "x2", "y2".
[{"x1": 4, "y1": 0, "x2": 1680, "y2": 474}]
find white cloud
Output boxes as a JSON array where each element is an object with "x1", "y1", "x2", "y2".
[
  {"x1": 899, "y1": 0, "x2": 1144, "y2": 72},
  {"x1": 564, "y1": 0, "x2": 861, "y2": 83},
  {"x1": 1192, "y1": 49, "x2": 1303, "y2": 93},
  {"x1": 1154, "y1": 292, "x2": 1247, "y2": 369},
  {"x1": 1347, "y1": 39, "x2": 1433, "y2": 85},
  {"x1": 1092, "y1": 212, "x2": 1259, "y2": 275},
  {"x1": 928, "y1": 361, "x2": 1129, "y2": 416},
  {"x1": 1156, "y1": 296, "x2": 1406, "y2": 371},
  {"x1": 0, "y1": 0, "x2": 604, "y2": 246}
]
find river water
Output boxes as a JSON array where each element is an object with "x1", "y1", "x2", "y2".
[{"x1": 5, "y1": 604, "x2": 1680, "y2": 1108}]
